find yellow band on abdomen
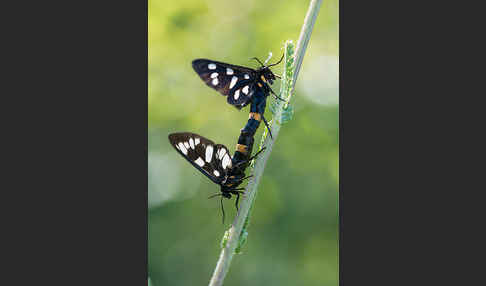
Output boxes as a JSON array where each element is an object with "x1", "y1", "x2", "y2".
[
  {"x1": 236, "y1": 144, "x2": 248, "y2": 154},
  {"x1": 249, "y1": 112, "x2": 261, "y2": 121}
]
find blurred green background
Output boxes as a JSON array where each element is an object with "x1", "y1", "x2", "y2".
[{"x1": 149, "y1": 0, "x2": 338, "y2": 285}]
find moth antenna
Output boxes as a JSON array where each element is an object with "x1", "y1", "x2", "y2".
[
  {"x1": 208, "y1": 193, "x2": 222, "y2": 199},
  {"x1": 263, "y1": 52, "x2": 273, "y2": 66},
  {"x1": 250, "y1": 57, "x2": 264, "y2": 67},
  {"x1": 267, "y1": 53, "x2": 284, "y2": 68}
]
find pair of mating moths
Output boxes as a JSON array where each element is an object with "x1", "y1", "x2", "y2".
[{"x1": 168, "y1": 55, "x2": 283, "y2": 222}]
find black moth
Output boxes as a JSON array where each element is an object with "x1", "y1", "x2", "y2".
[
  {"x1": 168, "y1": 132, "x2": 264, "y2": 223},
  {"x1": 192, "y1": 54, "x2": 285, "y2": 137},
  {"x1": 191, "y1": 55, "x2": 282, "y2": 108}
]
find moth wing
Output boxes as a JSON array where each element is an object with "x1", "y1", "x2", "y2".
[
  {"x1": 192, "y1": 59, "x2": 256, "y2": 107},
  {"x1": 211, "y1": 144, "x2": 233, "y2": 176},
  {"x1": 168, "y1": 132, "x2": 231, "y2": 184},
  {"x1": 226, "y1": 81, "x2": 255, "y2": 109}
]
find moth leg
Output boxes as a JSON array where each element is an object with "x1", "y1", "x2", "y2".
[
  {"x1": 269, "y1": 87, "x2": 286, "y2": 102},
  {"x1": 261, "y1": 114, "x2": 273, "y2": 139},
  {"x1": 231, "y1": 188, "x2": 246, "y2": 211},
  {"x1": 235, "y1": 193, "x2": 240, "y2": 211},
  {"x1": 221, "y1": 196, "x2": 225, "y2": 224},
  {"x1": 238, "y1": 147, "x2": 266, "y2": 166},
  {"x1": 239, "y1": 175, "x2": 253, "y2": 182},
  {"x1": 248, "y1": 147, "x2": 266, "y2": 161},
  {"x1": 233, "y1": 147, "x2": 266, "y2": 169}
]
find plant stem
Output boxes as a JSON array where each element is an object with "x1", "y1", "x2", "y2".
[
  {"x1": 293, "y1": 0, "x2": 323, "y2": 88},
  {"x1": 208, "y1": 1, "x2": 323, "y2": 285}
]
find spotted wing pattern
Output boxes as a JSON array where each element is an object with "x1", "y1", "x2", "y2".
[
  {"x1": 168, "y1": 132, "x2": 233, "y2": 184},
  {"x1": 192, "y1": 59, "x2": 256, "y2": 109}
]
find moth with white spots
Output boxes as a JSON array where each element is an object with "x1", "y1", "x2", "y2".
[
  {"x1": 192, "y1": 56, "x2": 282, "y2": 109},
  {"x1": 168, "y1": 132, "x2": 266, "y2": 223},
  {"x1": 192, "y1": 55, "x2": 285, "y2": 138},
  {"x1": 169, "y1": 132, "x2": 232, "y2": 183}
]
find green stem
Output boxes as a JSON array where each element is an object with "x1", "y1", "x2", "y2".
[{"x1": 208, "y1": 1, "x2": 323, "y2": 285}]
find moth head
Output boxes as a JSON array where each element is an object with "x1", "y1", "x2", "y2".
[
  {"x1": 222, "y1": 192, "x2": 231, "y2": 199},
  {"x1": 221, "y1": 173, "x2": 244, "y2": 191},
  {"x1": 219, "y1": 185, "x2": 233, "y2": 198},
  {"x1": 257, "y1": 52, "x2": 284, "y2": 84},
  {"x1": 261, "y1": 68, "x2": 276, "y2": 85}
]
